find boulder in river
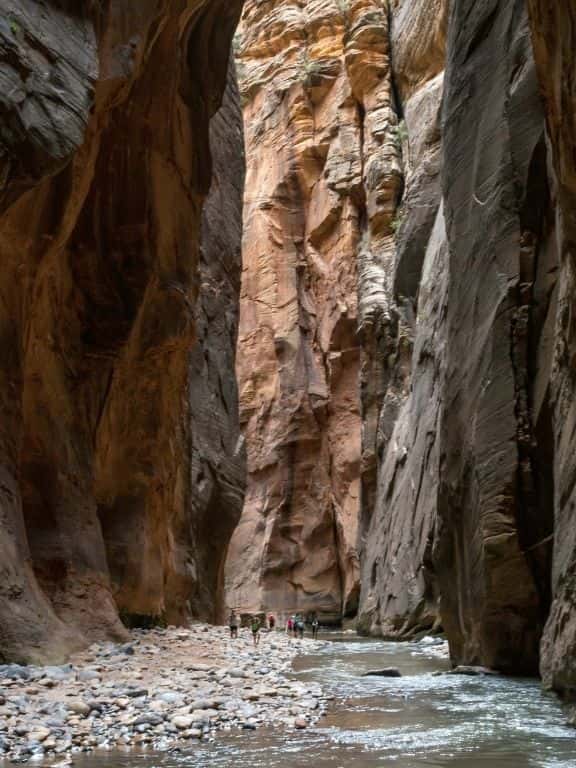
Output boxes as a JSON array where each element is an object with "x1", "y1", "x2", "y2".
[
  {"x1": 448, "y1": 666, "x2": 500, "y2": 677},
  {"x1": 363, "y1": 668, "x2": 402, "y2": 678}
]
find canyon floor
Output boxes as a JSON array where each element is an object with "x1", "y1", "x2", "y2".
[{"x1": 0, "y1": 625, "x2": 328, "y2": 764}]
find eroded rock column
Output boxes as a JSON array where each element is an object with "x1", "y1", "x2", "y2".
[{"x1": 227, "y1": 0, "x2": 405, "y2": 621}]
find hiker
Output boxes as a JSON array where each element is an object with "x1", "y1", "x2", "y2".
[
  {"x1": 251, "y1": 615, "x2": 261, "y2": 647},
  {"x1": 229, "y1": 610, "x2": 239, "y2": 639},
  {"x1": 268, "y1": 613, "x2": 276, "y2": 631},
  {"x1": 311, "y1": 616, "x2": 319, "y2": 640},
  {"x1": 296, "y1": 615, "x2": 305, "y2": 639},
  {"x1": 286, "y1": 616, "x2": 294, "y2": 637}
]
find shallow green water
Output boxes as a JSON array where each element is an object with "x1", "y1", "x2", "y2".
[{"x1": 57, "y1": 634, "x2": 576, "y2": 768}]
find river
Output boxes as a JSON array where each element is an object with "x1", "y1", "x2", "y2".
[{"x1": 65, "y1": 633, "x2": 576, "y2": 768}]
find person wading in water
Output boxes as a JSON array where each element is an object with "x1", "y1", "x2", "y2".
[
  {"x1": 229, "y1": 610, "x2": 239, "y2": 639},
  {"x1": 296, "y1": 615, "x2": 305, "y2": 639},
  {"x1": 311, "y1": 616, "x2": 319, "y2": 639},
  {"x1": 251, "y1": 615, "x2": 261, "y2": 647}
]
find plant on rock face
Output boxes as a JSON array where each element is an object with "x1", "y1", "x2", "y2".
[
  {"x1": 233, "y1": 31, "x2": 243, "y2": 56},
  {"x1": 336, "y1": 0, "x2": 351, "y2": 33},
  {"x1": 300, "y1": 54, "x2": 323, "y2": 88},
  {"x1": 392, "y1": 119, "x2": 409, "y2": 149},
  {"x1": 390, "y1": 212, "x2": 403, "y2": 237}
]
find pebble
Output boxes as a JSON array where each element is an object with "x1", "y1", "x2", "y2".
[{"x1": 67, "y1": 701, "x2": 91, "y2": 716}]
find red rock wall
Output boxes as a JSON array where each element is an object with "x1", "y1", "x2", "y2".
[
  {"x1": 0, "y1": 0, "x2": 244, "y2": 663},
  {"x1": 225, "y1": 0, "x2": 408, "y2": 622}
]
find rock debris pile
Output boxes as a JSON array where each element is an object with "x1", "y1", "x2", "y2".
[{"x1": 0, "y1": 625, "x2": 327, "y2": 763}]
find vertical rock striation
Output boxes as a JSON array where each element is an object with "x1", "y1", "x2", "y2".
[
  {"x1": 527, "y1": 0, "x2": 576, "y2": 703},
  {"x1": 359, "y1": 0, "x2": 558, "y2": 677},
  {"x1": 226, "y1": 0, "x2": 406, "y2": 621},
  {"x1": 436, "y1": 0, "x2": 553, "y2": 673},
  {"x1": 357, "y1": 0, "x2": 446, "y2": 639},
  {"x1": 189, "y1": 62, "x2": 246, "y2": 623},
  {"x1": 0, "y1": 0, "x2": 244, "y2": 663}
]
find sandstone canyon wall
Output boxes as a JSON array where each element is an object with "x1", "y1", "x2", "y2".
[
  {"x1": 228, "y1": 0, "x2": 576, "y2": 696},
  {"x1": 225, "y1": 0, "x2": 407, "y2": 621},
  {"x1": 358, "y1": 0, "x2": 564, "y2": 683},
  {"x1": 357, "y1": 0, "x2": 447, "y2": 641},
  {"x1": 0, "y1": 0, "x2": 244, "y2": 664},
  {"x1": 527, "y1": 0, "x2": 576, "y2": 705}
]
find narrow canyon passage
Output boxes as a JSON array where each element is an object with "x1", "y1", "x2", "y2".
[{"x1": 1, "y1": 0, "x2": 576, "y2": 765}]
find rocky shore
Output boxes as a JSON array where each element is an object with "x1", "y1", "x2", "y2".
[{"x1": 0, "y1": 624, "x2": 328, "y2": 764}]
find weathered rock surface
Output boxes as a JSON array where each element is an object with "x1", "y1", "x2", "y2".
[
  {"x1": 226, "y1": 0, "x2": 402, "y2": 621},
  {"x1": 357, "y1": 0, "x2": 446, "y2": 641},
  {"x1": 435, "y1": 0, "x2": 554, "y2": 675},
  {"x1": 359, "y1": 0, "x2": 559, "y2": 677},
  {"x1": 0, "y1": 0, "x2": 244, "y2": 663},
  {"x1": 527, "y1": 0, "x2": 576, "y2": 702}
]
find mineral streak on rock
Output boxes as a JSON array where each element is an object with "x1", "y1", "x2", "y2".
[
  {"x1": 225, "y1": 0, "x2": 405, "y2": 622},
  {"x1": 0, "y1": 0, "x2": 244, "y2": 663}
]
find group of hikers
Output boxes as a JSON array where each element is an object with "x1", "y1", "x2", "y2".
[
  {"x1": 228, "y1": 610, "x2": 320, "y2": 646},
  {"x1": 287, "y1": 614, "x2": 319, "y2": 640}
]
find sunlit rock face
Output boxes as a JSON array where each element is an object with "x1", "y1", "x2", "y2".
[
  {"x1": 0, "y1": 0, "x2": 244, "y2": 663},
  {"x1": 226, "y1": 0, "x2": 408, "y2": 621}
]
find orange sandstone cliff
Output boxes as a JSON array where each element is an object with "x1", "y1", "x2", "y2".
[
  {"x1": 0, "y1": 0, "x2": 244, "y2": 663},
  {"x1": 225, "y1": 0, "x2": 402, "y2": 621}
]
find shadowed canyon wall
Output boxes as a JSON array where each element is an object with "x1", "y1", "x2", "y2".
[
  {"x1": 357, "y1": 0, "x2": 447, "y2": 641},
  {"x1": 0, "y1": 0, "x2": 244, "y2": 664},
  {"x1": 357, "y1": 0, "x2": 572, "y2": 690},
  {"x1": 357, "y1": 0, "x2": 559, "y2": 678},
  {"x1": 527, "y1": 0, "x2": 576, "y2": 706}
]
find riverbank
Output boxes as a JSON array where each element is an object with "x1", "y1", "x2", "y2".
[{"x1": 0, "y1": 624, "x2": 328, "y2": 764}]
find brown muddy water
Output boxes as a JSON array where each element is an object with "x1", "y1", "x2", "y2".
[{"x1": 49, "y1": 634, "x2": 576, "y2": 767}]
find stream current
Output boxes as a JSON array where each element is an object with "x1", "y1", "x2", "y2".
[{"x1": 69, "y1": 633, "x2": 576, "y2": 768}]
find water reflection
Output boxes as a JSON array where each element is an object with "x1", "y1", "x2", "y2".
[{"x1": 57, "y1": 634, "x2": 576, "y2": 768}]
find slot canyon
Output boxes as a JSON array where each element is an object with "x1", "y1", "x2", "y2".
[{"x1": 1, "y1": 0, "x2": 576, "y2": 763}]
